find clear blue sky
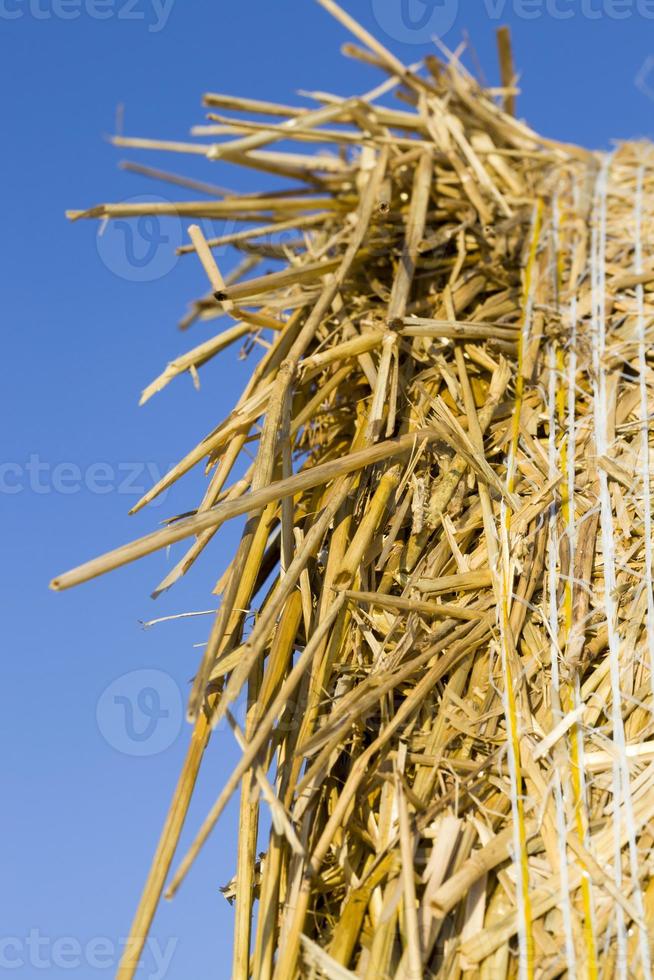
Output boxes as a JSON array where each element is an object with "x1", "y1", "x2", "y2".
[{"x1": 3, "y1": 1, "x2": 654, "y2": 977}]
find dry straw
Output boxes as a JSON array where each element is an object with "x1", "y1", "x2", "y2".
[{"x1": 53, "y1": 4, "x2": 654, "y2": 977}]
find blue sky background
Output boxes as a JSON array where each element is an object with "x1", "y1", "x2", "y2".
[{"x1": 3, "y1": 1, "x2": 654, "y2": 977}]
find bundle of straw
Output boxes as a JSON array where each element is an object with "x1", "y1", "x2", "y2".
[{"x1": 53, "y1": 4, "x2": 654, "y2": 977}]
